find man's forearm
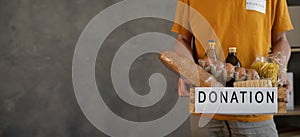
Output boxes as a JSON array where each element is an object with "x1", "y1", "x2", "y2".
[
  {"x1": 174, "y1": 34, "x2": 193, "y2": 59},
  {"x1": 271, "y1": 32, "x2": 291, "y2": 68},
  {"x1": 272, "y1": 39, "x2": 291, "y2": 65}
]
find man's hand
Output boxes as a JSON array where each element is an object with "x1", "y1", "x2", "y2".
[
  {"x1": 175, "y1": 34, "x2": 193, "y2": 97},
  {"x1": 278, "y1": 71, "x2": 292, "y2": 95},
  {"x1": 178, "y1": 78, "x2": 190, "y2": 96}
]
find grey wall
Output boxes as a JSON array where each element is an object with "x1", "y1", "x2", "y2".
[
  {"x1": 287, "y1": 0, "x2": 300, "y2": 6},
  {"x1": 0, "y1": 0, "x2": 114, "y2": 136},
  {"x1": 287, "y1": 7, "x2": 300, "y2": 47},
  {"x1": 0, "y1": 0, "x2": 195, "y2": 137}
]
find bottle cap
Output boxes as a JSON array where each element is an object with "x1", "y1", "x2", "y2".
[
  {"x1": 208, "y1": 40, "x2": 216, "y2": 43},
  {"x1": 208, "y1": 40, "x2": 216, "y2": 47},
  {"x1": 228, "y1": 47, "x2": 236, "y2": 53}
]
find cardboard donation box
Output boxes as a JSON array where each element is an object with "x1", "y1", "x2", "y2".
[{"x1": 159, "y1": 51, "x2": 287, "y2": 115}]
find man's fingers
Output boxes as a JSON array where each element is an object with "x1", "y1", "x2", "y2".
[
  {"x1": 178, "y1": 78, "x2": 190, "y2": 96},
  {"x1": 278, "y1": 79, "x2": 285, "y2": 86},
  {"x1": 180, "y1": 77, "x2": 193, "y2": 85},
  {"x1": 285, "y1": 82, "x2": 292, "y2": 95}
]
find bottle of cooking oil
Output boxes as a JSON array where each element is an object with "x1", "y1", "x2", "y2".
[
  {"x1": 226, "y1": 47, "x2": 241, "y2": 87},
  {"x1": 226, "y1": 47, "x2": 241, "y2": 67}
]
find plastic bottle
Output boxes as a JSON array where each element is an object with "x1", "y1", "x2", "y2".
[{"x1": 205, "y1": 40, "x2": 218, "y2": 61}]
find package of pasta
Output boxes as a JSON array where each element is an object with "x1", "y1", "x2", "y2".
[{"x1": 251, "y1": 54, "x2": 286, "y2": 87}]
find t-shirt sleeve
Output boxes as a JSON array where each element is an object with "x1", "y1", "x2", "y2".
[
  {"x1": 171, "y1": 0, "x2": 192, "y2": 36},
  {"x1": 272, "y1": 0, "x2": 294, "y2": 35}
]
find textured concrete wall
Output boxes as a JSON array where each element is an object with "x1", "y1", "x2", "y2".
[
  {"x1": 0, "y1": 0, "x2": 195, "y2": 136},
  {"x1": 0, "y1": 0, "x2": 113, "y2": 136}
]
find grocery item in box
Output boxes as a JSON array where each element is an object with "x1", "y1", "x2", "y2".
[
  {"x1": 159, "y1": 51, "x2": 223, "y2": 87},
  {"x1": 251, "y1": 53, "x2": 286, "y2": 87}
]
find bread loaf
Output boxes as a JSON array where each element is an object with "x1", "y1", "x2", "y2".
[{"x1": 159, "y1": 51, "x2": 224, "y2": 87}]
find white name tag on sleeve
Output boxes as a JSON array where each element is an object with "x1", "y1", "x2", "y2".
[{"x1": 246, "y1": 0, "x2": 266, "y2": 14}]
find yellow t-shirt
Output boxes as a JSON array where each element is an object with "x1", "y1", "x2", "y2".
[{"x1": 171, "y1": 0, "x2": 293, "y2": 122}]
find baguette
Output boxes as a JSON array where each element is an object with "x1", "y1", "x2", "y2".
[{"x1": 159, "y1": 51, "x2": 224, "y2": 87}]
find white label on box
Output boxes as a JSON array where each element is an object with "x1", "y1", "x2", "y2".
[
  {"x1": 195, "y1": 87, "x2": 278, "y2": 114},
  {"x1": 246, "y1": 0, "x2": 266, "y2": 14}
]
